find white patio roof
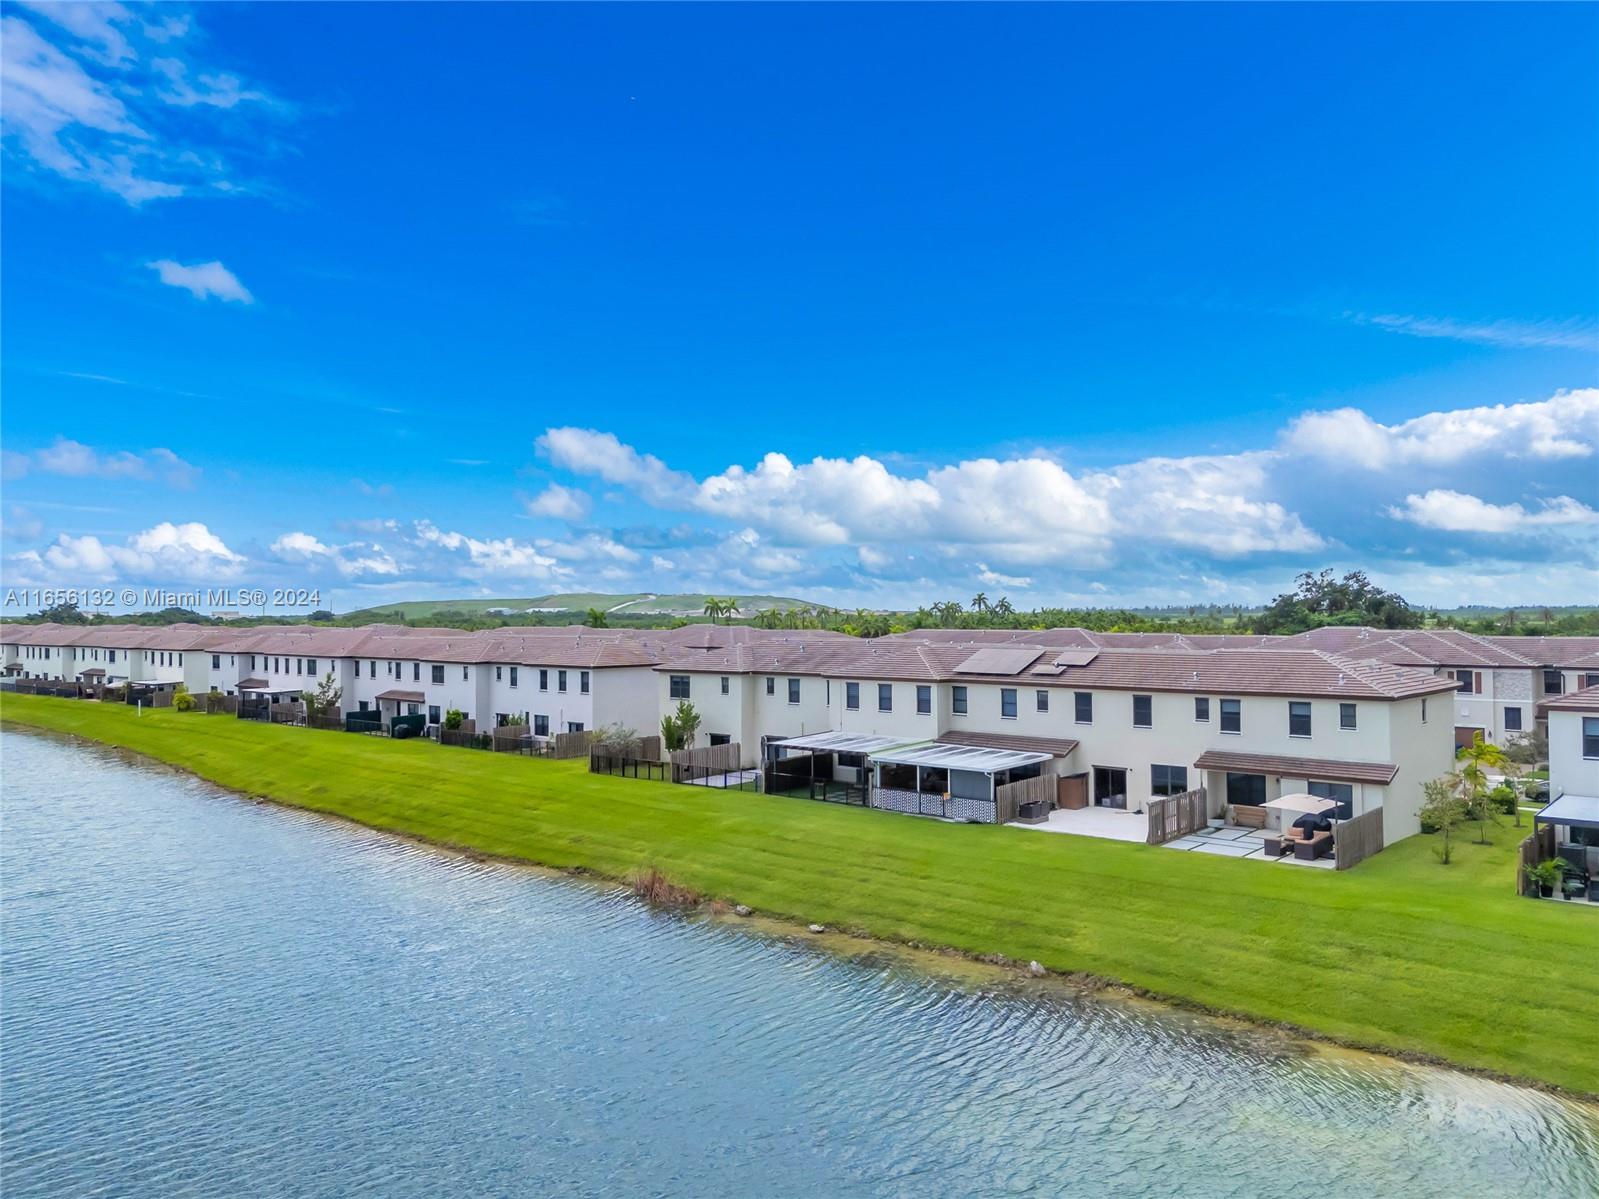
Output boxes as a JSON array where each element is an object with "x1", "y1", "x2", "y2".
[
  {"x1": 773, "y1": 731, "x2": 911, "y2": 755},
  {"x1": 1535, "y1": 793, "x2": 1599, "y2": 831},
  {"x1": 871, "y1": 741, "x2": 1051, "y2": 774}
]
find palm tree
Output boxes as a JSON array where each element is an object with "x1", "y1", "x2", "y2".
[
  {"x1": 703, "y1": 598, "x2": 727, "y2": 624},
  {"x1": 722, "y1": 598, "x2": 741, "y2": 622},
  {"x1": 970, "y1": 592, "x2": 989, "y2": 614},
  {"x1": 1456, "y1": 733, "x2": 1511, "y2": 843},
  {"x1": 583, "y1": 607, "x2": 608, "y2": 628},
  {"x1": 993, "y1": 596, "x2": 1014, "y2": 618}
]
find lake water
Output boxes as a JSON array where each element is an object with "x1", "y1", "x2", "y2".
[{"x1": 2, "y1": 729, "x2": 1595, "y2": 1198}]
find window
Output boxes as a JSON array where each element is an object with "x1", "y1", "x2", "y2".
[
  {"x1": 1220, "y1": 698, "x2": 1241, "y2": 734},
  {"x1": 1544, "y1": 670, "x2": 1565, "y2": 695},
  {"x1": 1132, "y1": 695, "x2": 1152, "y2": 728},
  {"x1": 1339, "y1": 702, "x2": 1357, "y2": 731},
  {"x1": 1151, "y1": 764, "x2": 1188, "y2": 797},
  {"x1": 508, "y1": 666, "x2": 520, "y2": 688},
  {"x1": 879, "y1": 683, "x2": 894, "y2": 712},
  {"x1": 1452, "y1": 669, "x2": 1481, "y2": 694},
  {"x1": 917, "y1": 685, "x2": 932, "y2": 715},
  {"x1": 846, "y1": 681, "x2": 860, "y2": 710},
  {"x1": 709, "y1": 733, "x2": 731, "y2": 746},
  {"x1": 1001, "y1": 688, "x2": 1018, "y2": 719},
  {"x1": 1584, "y1": 673, "x2": 1599, "y2": 690},
  {"x1": 788, "y1": 678, "x2": 800, "y2": 705},
  {"x1": 305, "y1": 659, "x2": 316, "y2": 675},
  {"x1": 1194, "y1": 697, "x2": 1209, "y2": 722},
  {"x1": 406, "y1": 703, "x2": 420, "y2": 716},
  {"x1": 1421, "y1": 698, "x2": 1428, "y2": 723},
  {"x1": 1308, "y1": 780, "x2": 1355, "y2": 820},
  {"x1": 720, "y1": 676, "x2": 730, "y2": 695},
  {"x1": 431, "y1": 665, "x2": 445, "y2": 685},
  {"x1": 558, "y1": 670, "x2": 567, "y2": 693},
  {"x1": 952, "y1": 685, "x2": 968, "y2": 715},
  {"x1": 1504, "y1": 706, "x2": 1522, "y2": 732},
  {"x1": 354, "y1": 660, "x2": 361, "y2": 678},
  {"x1": 1288, "y1": 701, "x2": 1312, "y2": 738},
  {"x1": 1226, "y1": 772, "x2": 1266, "y2": 807},
  {"x1": 766, "y1": 677, "x2": 775, "y2": 696},
  {"x1": 539, "y1": 669, "x2": 549, "y2": 691},
  {"x1": 567, "y1": 722, "x2": 585, "y2": 734},
  {"x1": 534, "y1": 715, "x2": 550, "y2": 737},
  {"x1": 296, "y1": 658, "x2": 304, "y2": 676},
  {"x1": 462, "y1": 666, "x2": 469, "y2": 681},
  {"x1": 1075, "y1": 692, "x2": 1092, "y2": 723},
  {"x1": 670, "y1": 675, "x2": 691, "y2": 699},
  {"x1": 410, "y1": 662, "x2": 419, "y2": 681},
  {"x1": 358, "y1": 700, "x2": 369, "y2": 712},
  {"x1": 428, "y1": 705, "x2": 441, "y2": 725},
  {"x1": 496, "y1": 666, "x2": 503, "y2": 682},
  {"x1": 1585, "y1": 717, "x2": 1599, "y2": 760},
  {"x1": 369, "y1": 661, "x2": 376, "y2": 677},
  {"x1": 1036, "y1": 690, "x2": 1049, "y2": 713},
  {"x1": 212, "y1": 654, "x2": 221, "y2": 669}
]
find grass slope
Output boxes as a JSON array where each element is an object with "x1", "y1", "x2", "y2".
[
  {"x1": 4, "y1": 694, "x2": 1595, "y2": 1095},
  {"x1": 342, "y1": 593, "x2": 815, "y2": 620}
]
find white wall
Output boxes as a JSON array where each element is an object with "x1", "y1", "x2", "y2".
[{"x1": 1549, "y1": 710, "x2": 1599, "y2": 800}]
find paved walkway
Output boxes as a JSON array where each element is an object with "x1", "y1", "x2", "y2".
[
  {"x1": 1015, "y1": 806, "x2": 1149, "y2": 843},
  {"x1": 1162, "y1": 824, "x2": 1335, "y2": 869}
]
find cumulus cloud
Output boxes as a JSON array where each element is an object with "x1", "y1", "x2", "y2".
[
  {"x1": 1389, "y1": 491, "x2": 1599, "y2": 534},
  {"x1": 13, "y1": 520, "x2": 242, "y2": 582},
  {"x1": 412, "y1": 520, "x2": 570, "y2": 581},
  {"x1": 270, "y1": 531, "x2": 399, "y2": 577},
  {"x1": 1282, "y1": 388, "x2": 1598, "y2": 469},
  {"x1": 3, "y1": 438, "x2": 199, "y2": 486},
  {"x1": 525, "y1": 483, "x2": 591, "y2": 521},
  {"x1": 146, "y1": 259, "x2": 254, "y2": 303}
]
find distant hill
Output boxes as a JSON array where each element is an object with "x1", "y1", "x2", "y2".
[{"x1": 341, "y1": 593, "x2": 819, "y2": 622}]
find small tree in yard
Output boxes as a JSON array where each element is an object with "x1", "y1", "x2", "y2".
[
  {"x1": 302, "y1": 671, "x2": 342, "y2": 717},
  {"x1": 444, "y1": 708, "x2": 465, "y2": 731},
  {"x1": 172, "y1": 683, "x2": 195, "y2": 712},
  {"x1": 594, "y1": 723, "x2": 638, "y2": 753},
  {"x1": 661, "y1": 701, "x2": 701, "y2": 751},
  {"x1": 1456, "y1": 733, "x2": 1508, "y2": 844},
  {"x1": 1420, "y1": 776, "x2": 1468, "y2": 864}
]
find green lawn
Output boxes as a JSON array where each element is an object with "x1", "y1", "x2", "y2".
[{"x1": 5, "y1": 693, "x2": 1596, "y2": 1096}]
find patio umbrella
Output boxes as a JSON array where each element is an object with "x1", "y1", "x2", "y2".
[{"x1": 1260, "y1": 793, "x2": 1339, "y2": 818}]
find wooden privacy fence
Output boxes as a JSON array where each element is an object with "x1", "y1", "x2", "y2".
[
  {"x1": 1334, "y1": 808, "x2": 1385, "y2": 871},
  {"x1": 996, "y1": 775, "x2": 1056, "y2": 825},
  {"x1": 1147, "y1": 788, "x2": 1209, "y2": 844},
  {"x1": 552, "y1": 729, "x2": 598, "y2": 759},
  {"x1": 203, "y1": 693, "x2": 238, "y2": 715},
  {"x1": 671, "y1": 741, "x2": 743, "y2": 784},
  {"x1": 440, "y1": 728, "x2": 493, "y2": 750},
  {"x1": 269, "y1": 701, "x2": 305, "y2": 724},
  {"x1": 1515, "y1": 823, "x2": 1557, "y2": 895}
]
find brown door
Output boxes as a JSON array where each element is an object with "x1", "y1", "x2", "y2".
[
  {"x1": 1058, "y1": 773, "x2": 1089, "y2": 810},
  {"x1": 1454, "y1": 726, "x2": 1481, "y2": 750}
]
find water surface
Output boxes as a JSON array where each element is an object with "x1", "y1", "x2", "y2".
[{"x1": 3, "y1": 729, "x2": 1596, "y2": 1197}]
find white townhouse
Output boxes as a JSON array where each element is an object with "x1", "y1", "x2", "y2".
[
  {"x1": 1, "y1": 622, "x2": 76, "y2": 680},
  {"x1": 655, "y1": 638, "x2": 1458, "y2": 846},
  {"x1": 1487, "y1": 636, "x2": 1599, "y2": 728},
  {"x1": 1542, "y1": 686, "x2": 1599, "y2": 808}
]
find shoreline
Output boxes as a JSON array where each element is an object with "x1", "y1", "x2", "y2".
[{"x1": 4, "y1": 713, "x2": 1595, "y2": 1106}]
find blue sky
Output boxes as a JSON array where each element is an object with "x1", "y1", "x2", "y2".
[{"x1": 2, "y1": 2, "x2": 1596, "y2": 613}]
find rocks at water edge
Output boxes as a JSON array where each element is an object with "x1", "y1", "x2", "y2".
[
  {"x1": 1028, "y1": 961, "x2": 1047, "y2": 977},
  {"x1": 734, "y1": 904, "x2": 752, "y2": 917},
  {"x1": 808, "y1": 924, "x2": 825, "y2": 934}
]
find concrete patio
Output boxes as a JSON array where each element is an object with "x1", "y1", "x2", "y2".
[
  {"x1": 1161, "y1": 824, "x2": 1336, "y2": 868},
  {"x1": 1015, "y1": 806, "x2": 1149, "y2": 843}
]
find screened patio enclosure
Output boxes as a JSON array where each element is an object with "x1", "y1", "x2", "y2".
[
  {"x1": 869, "y1": 742, "x2": 1051, "y2": 824},
  {"x1": 764, "y1": 731, "x2": 912, "y2": 804}
]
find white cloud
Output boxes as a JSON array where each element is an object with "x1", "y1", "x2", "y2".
[
  {"x1": 1354, "y1": 312, "x2": 1599, "y2": 352},
  {"x1": 18, "y1": 520, "x2": 242, "y2": 582},
  {"x1": 537, "y1": 428, "x2": 692, "y2": 506},
  {"x1": 526, "y1": 483, "x2": 591, "y2": 521},
  {"x1": 147, "y1": 259, "x2": 254, "y2": 303},
  {"x1": 1283, "y1": 388, "x2": 1598, "y2": 469},
  {"x1": 4, "y1": 438, "x2": 199, "y2": 486},
  {"x1": 412, "y1": 520, "x2": 570, "y2": 580},
  {"x1": 977, "y1": 565, "x2": 1033, "y2": 588},
  {"x1": 1, "y1": 7, "x2": 280, "y2": 203},
  {"x1": 1389, "y1": 490, "x2": 1599, "y2": 534},
  {"x1": 534, "y1": 532, "x2": 639, "y2": 564},
  {"x1": 270, "y1": 531, "x2": 399, "y2": 577}
]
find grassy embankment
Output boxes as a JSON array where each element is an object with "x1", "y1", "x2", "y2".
[{"x1": 4, "y1": 693, "x2": 1596, "y2": 1096}]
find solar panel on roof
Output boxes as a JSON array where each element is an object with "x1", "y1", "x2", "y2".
[
  {"x1": 952, "y1": 646, "x2": 1045, "y2": 675},
  {"x1": 1053, "y1": 648, "x2": 1099, "y2": 667}
]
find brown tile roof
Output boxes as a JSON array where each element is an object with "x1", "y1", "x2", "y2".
[
  {"x1": 937, "y1": 729, "x2": 1080, "y2": 757},
  {"x1": 1192, "y1": 749, "x2": 1399, "y2": 785},
  {"x1": 1279, "y1": 626, "x2": 1536, "y2": 668},
  {"x1": 1486, "y1": 636, "x2": 1599, "y2": 669},
  {"x1": 236, "y1": 678, "x2": 269, "y2": 689},
  {"x1": 1540, "y1": 684, "x2": 1599, "y2": 714},
  {"x1": 375, "y1": 689, "x2": 425, "y2": 703}
]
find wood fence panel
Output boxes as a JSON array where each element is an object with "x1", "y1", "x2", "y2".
[
  {"x1": 995, "y1": 775, "x2": 1055, "y2": 824},
  {"x1": 671, "y1": 741, "x2": 743, "y2": 782},
  {"x1": 552, "y1": 729, "x2": 598, "y2": 759},
  {"x1": 1147, "y1": 788, "x2": 1208, "y2": 844},
  {"x1": 1514, "y1": 824, "x2": 1556, "y2": 895},
  {"x1": 1334, "y1": 808, "x2": 1385, "y2": 871}
]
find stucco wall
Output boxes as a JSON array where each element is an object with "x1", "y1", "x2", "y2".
[{"x1": 1549, "y1": 711, "x2": 1599, "y2": 800}]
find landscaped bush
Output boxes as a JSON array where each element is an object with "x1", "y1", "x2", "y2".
[
  {"x1": 172, "y1": 685, "x2": 196, "y2": 713},
  {"x1": 1489, "y1": 784, "x2": 1517, "y2": 815}
]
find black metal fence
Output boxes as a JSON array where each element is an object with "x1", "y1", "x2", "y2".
[{"x1": 589, "y1": 751, "x2": 667, "y2": 781}]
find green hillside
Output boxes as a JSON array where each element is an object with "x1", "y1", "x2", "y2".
[{"x1": 342, "y1": 592, "x2": 817, "y2": 621}]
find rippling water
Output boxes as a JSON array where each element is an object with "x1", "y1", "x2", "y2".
[{"x1": 2, "y1": 730, "x2": 1596, "y2": 1198}]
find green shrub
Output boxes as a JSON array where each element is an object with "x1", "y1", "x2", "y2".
[
  {"x1": 444, "y1": 708, "x2": 465, "y2": 731},
  {"x1": 1489, "y1": 784, "x2": 1517, "y2": 815},
  {"x1": 173, "y1": 685, "x2": 195, "y2": 713}
]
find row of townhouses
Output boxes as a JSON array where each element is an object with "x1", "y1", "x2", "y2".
[{"x1": 5, "y1": 619, "x2": 1597, "y2": 850}]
